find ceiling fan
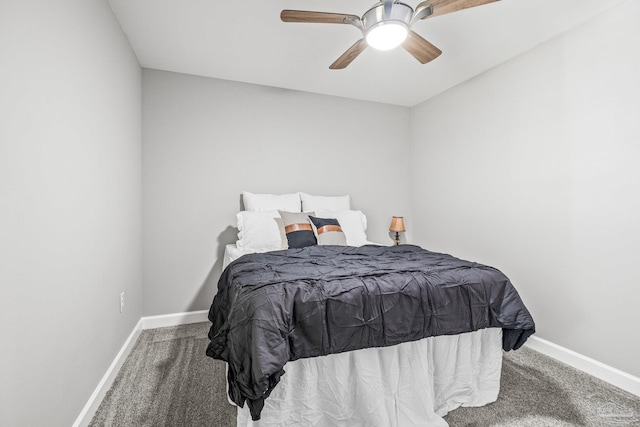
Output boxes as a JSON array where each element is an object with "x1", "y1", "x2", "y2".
[{"x1": 281, "y1": 0, "x2": 499, "y2": 69}]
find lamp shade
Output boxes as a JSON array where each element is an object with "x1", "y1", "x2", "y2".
[{"x1": 389, "y1": 216, "x2": 406, "y2": 232}]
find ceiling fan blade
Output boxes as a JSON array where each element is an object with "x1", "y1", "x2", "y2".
[
  {"x1": 281, "y1": 10, "x2": 360, "y2": 25},
  {"x1": 402, "y1": 31, "x2": 442, "y2": 64},
  {"x1": 418, "y1": 0, "x2": 500, "y2": 19},
  {"x1": 329, "y1": 39, "x2": 368, "y2": 70}
]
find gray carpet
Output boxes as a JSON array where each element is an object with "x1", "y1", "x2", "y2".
[
  {"x1": 89, "y1": 322, "x2": 236, "y2": 427},
  {"x1": 444, "y1": 346, "x2": 640, "y2": 427},
  {"x1": 90, "y1": 322, "x2": 640, "y2": 426}
]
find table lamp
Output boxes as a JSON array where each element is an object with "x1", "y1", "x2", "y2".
[{"x1": 389, "y1": 216, "x2": 405, "y2": 246}]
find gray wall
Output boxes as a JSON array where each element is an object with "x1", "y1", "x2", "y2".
[
  {"x1": 409, "y1": 0, "x2": 640, "y2": 377},
  {"x1": 142, "y1": 69, "x2": 412, "y2": 316},
  {"x1": 0, "y1": 1, "x2": 142, "y2": 426}
]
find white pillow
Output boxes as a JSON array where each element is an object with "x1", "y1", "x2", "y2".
[
  {"x1": 242, "y1": 191, "x2": 301, "y2": 212},
  {"x1": 236, "y1": 210, "x2": 287, "y2": 251},
  {"x1": 300, "y1": 192, "x2": 351, "y2": 212},
  {"x1": 315, "y1": 210, "x2": 368, "y2": 246}
]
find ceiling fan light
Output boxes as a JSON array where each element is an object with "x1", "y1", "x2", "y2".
[{"x1": 366, "y1": 22, "x2": 408, "y2": 51}]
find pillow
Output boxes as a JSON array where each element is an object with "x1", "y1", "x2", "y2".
[
  {"x1": 315, "y1": 210, "x2": 368, "y2": 246},
  {"x1": 242, "y1": 191, "x2": 301, "y2": 212},
  {"x1": 278, "y1": 210, "x2": 317, "y2": 248},
  {"x1": 309, "y1": 216, "x2": 347, "y2": 246},
  {"x1": 236, "y1": 210, "x2": 287, "y2": 251},
  {"x1": 300, "y1": 192, "x2": 350, "y2": 212}
]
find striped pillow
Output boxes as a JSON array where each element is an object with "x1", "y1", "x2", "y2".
[
  {"x1": 278, "y1": 211, "x2": 317, "y2": 248},
  {"x1": 309, "y1": 216, "x2": 347, "y2": 246}
]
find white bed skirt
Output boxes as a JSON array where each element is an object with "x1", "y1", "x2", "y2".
[{"x1": 237, "y1": 327, "x2": 503, "y2": 427}]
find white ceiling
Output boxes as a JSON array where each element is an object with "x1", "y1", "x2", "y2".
[{"x1": 108, "y1": 0, "x2": 625, "y2": 107}]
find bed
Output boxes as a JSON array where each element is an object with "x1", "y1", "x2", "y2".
[{"x1": 206, "y1": 192, "x2": 535, "y2": 426}]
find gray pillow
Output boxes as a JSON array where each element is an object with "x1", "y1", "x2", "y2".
[{"x1": 278, "y1": 211, "x2": 317, "y2": 248}]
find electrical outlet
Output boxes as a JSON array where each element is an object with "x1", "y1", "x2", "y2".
[{"x1": 120, "y1": 291, "x2": 125, "y2": 313}]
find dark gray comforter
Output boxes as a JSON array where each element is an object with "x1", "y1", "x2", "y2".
[{"x1": 206, "y1": 244, "x2": 535, "y2": 420}]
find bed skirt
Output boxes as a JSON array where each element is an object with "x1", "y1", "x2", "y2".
[{"x1": 236, "y1": 327, "x2": 503, "y2": 427}]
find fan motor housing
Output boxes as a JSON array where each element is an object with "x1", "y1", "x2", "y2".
[{"x1": 362, "y1": 1, "x2": 413, "y2": 34}]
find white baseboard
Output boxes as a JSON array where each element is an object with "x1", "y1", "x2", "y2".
[
  {"x1": 72, "y1": 317, "x2": 144, "y2": 427},
  {"x1": 72, "y1": 310, "x2": 209, "y2": 427},
  {"x1": 525, "y1": 335, "x2": 640, "y2": 397},
  {"x1": 140, "y1": 309, "x2": 209, "y2": 330}
]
